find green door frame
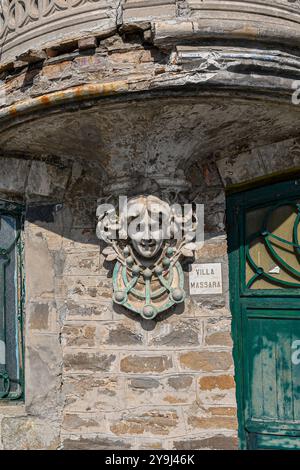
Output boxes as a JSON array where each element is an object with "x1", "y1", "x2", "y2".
[{"x1": 227, "y1": 179, "x2": 300, "y2": 450}]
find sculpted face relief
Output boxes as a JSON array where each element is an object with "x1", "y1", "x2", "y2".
[
  {"x1": 127, "y1": 196, "x2": 169, "y2": 259},
  {"x1": 97, "y1": 194, "x2": 200, "y2": 319}
]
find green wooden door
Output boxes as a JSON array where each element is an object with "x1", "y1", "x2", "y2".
[{"x1": 228, "y1": 179, "x2": 300, "y2": 450}]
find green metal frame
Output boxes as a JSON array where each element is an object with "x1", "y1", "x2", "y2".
[
  {"x1": 227, "y1": 178, "x2": 300, "y2": 449},
  {"x1": 0, "y1": 200, "x2": 24, "y2": 401},
  {"x1": 246, "y1": 202, "x2": 300, "y2": 289},
  {"x1": 113, "y1": 260, "x2": 185, "y2": 319}
]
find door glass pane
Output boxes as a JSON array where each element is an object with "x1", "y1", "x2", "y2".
[{"x1": 246, "y1": 202, "x2": 300, "y2": 289}]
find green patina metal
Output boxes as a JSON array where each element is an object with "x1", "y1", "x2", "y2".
[
  {"x1": 0, "y1": 200, "x2": 24, "y2": 401},
  {"x1": 98, "y1": 194, "x2": 196, "y2": 319},
  {"x1": 228, "y1": 179, "x2": 300, "y2": 450},
  {"x1": 246, "y1": 202, "x2": 300, "y2": 289},
  {"x1": 113, "y1": 259, "x2": 185, "y2": 320}
]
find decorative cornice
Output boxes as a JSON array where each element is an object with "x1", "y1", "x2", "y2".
[{"x1": 0, "y1": 0, "x2": 118, "y2": 62}]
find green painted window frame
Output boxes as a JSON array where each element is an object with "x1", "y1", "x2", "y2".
[
  {"x1": 231, "y1": 179, "x2": 300, "y2": 298},
  {"x1": 227, "y1": 178, "x2": 300, "y2": 450},
  {"x1": 0, "y1": 200, "x2": 24, "y2": 401}
]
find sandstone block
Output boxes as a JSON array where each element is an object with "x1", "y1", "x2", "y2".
[
  {"x1": 28, "y1": 302, "x2": 50, "y2": 330},
  {"x1": 102, "y1": 322, "x2": 144, "y2": 347},
  {"x1": 188, "y1": 415, "x2": 237, "y2": 431},
  {"x1": 62, "y1": 324, "x2": 96, "y2": 347},
  {"x1": 61, "y1": 301, "x2": 113, "y2": 322},
  {"x1": 27, "y1": 161, "x2": 71, "y2": 198},
  {"x1": 63, "y1": 435, "x2": 131, "y2": 450},
  {"x1": 179, "y1": 351, "x2": 233, "y2": 372},
  {"x1": 64, "y1": 352, "x2": 116, "y2": 372},
  {"x1": 148, "y1": 319, "x2": 203, "y2": 348},
  {"x1": 125, "y1": 374, "x2": 195, "y2": 407},
  {"x1": 63, "y1": 375, "x2": 123, "y2": 412},
  {"x1": 1, "y1": 417, "x2": 59, "y2": 450},
  {"x1": 0, "y1": 158, "x2": 30, "y2": 194},
  {"x1": 25, "y1": 234, "x2": 55, "y2": 300},
  {"x1": 25, "y1": 334, "x2": 62, "y2": 417},
  {"x1": 110, "y1": 409, "x2": 180, "y2": 437},
  {"x1": 197, "y1": 375, "x2": 236, "y2": 405},
  {"x1": 199, "y1": 375, "x2": 235, "y2": 391},
  {"x1": 173, "y1": 434, "x2": 238, "y2": 450},
  {"x1": 63, "y1": 252, "x2": 101, "y2": 276},
  {"x1": 120, "y1": 355, "x2": 173, "y2": 373},
  {"x1": 62, "y1": 413, "x2": 106, "y2": 432}
]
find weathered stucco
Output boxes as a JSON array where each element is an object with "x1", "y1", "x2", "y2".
[{"x1": 0, "y1": 0, "x2": 300, "y2": 450}]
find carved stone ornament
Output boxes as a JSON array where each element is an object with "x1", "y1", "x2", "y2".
[{"x1": 96, "y1": 189, "x2": 198, "y2": 320}]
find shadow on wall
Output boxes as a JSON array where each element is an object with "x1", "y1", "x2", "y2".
[{"x1": 0, "y1": 148, "x2": 227, "y2": 330}]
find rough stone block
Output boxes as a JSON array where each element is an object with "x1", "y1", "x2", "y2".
[
  {"x1": 148, "y1": 319, "x2": 203, "y2": 348},
  {"x1": 153, "y1": 20, "x2": 194, "y2": 45},
  {"x1": 16, "y1": 49, "x2": 47, "y2": 63},
  {"x1": 61, "y1": 301, "x2": 113, "y2": 322},
  {"x1": 205, "y1": 319, "x2": 233, "y2": 347},
  {"x1": 28, "y1": 302, "x2": 50, "y2": 331},
  {"x1": 199, "y1": 375, "x2": 235, "y2": 391},
  {"x1": 25, "y1": 334, "x2": 62, "y2": 417},
  {"x1": 0, "y1": 158, "x2": 30, "y2": 194},
  {"x1": 179, "y1": 351, "x2": 233, "y2": 372},
  {"x1": 25, "y1": 233, "x2": 55, "y2": 300},
  {"x1": 62, "y1": 413, "x2": 107, "y2": 433},
  {"x1": 125, "y1": 374, "x2": 195, "y2": 406},
  {"x1": 120, "y1": 355, "x2": 173, "y2": 373},
  {"x1": 110, "y1": 408, "x2": 181, "y2": 437},
  {"x1": 173, "y1": 434, "x2": 238, "y2": 450},
  {"x1": 71, "y1": 198, "x2": 98, "y2": 229},
  {"x1": 78, "y1": 37, "x2": 97, "y2": 51},
  {"x1": 64, "y1": 351, "x2": 117, "y2": 372},
  {"x1": 185, "y1": 297, "x2": 228, "y2": 316},
  {"x1": 135, "y1": 440, "x2": 164, "y2": 450},
  {"x1": 59, "y1": 276, "x2": 112, "y2": 302},
  {"x1": 208, "y1": 406, "x2": 237, "y2": 417},
  {"x1": 216, "y1": 150, "x2": 265, "y2": 187},
  {"x1": 63, "y1": 375, "x2": 124, "y2": 412},
  {"x1": 188, "y1": 415, "x2": 237, "y2": 431},
  {"x1": 62, "y1": 435, "x2": 132, "y2": 450},
  {"x1": 62, "y1": 324, "x2": 97, "y2": 347},
  {"x1": 1, "y1": 417, "x2": 60, "y2": 450},
  {"x1": 205, "y1": 331, "x2": 232, "y2": 347},
  {"x1": 26, "y1": 222, "x2": 64, "y2": 252},
  {"x1": 259, "y1": 138, "x2": 300, "y2": 174},
  {"x1": 62, "y1": 228, "x2": 100, "y2": 253},
  {"x1": 197, "y1": 375, "x2": 236, "y2": 405},
  {"x1": 100, "y1": 321, "x2": 145, "y2": 347},
  {"x1": 63, "y1": 251, "x2": 101, "y2": 276},
  {"x1": 27, "y1": 161, "x2": 71, "y2": 198},
  {"x1": 195, "y1": 237, "x2": 228, "y2": 261}
]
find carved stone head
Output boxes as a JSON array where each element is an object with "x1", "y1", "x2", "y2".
[{"x1": 97, "y1": 188, "x2": 198, "y2": 319}]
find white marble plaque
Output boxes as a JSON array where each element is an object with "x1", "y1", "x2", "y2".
[{"x1": 189, "y1": 263, "x2": 223, "y2": 295}]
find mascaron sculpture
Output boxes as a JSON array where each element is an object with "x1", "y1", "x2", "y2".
[{"x1": 97, "y1": 192, "x2": 198, "y2": 320}]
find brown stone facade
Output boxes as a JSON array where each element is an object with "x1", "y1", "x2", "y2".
[
  {"x1": 0, "y1": 0, "x2": 300, "y2": 451},
  {"x1": 0, "y1": 153, "x2": 238, "y2": 450}
]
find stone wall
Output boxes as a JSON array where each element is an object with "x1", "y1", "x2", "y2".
[
  {"x1": 0, "y1": 154, "x2": 238, "y2": 450},
  {"x1": 0, "y1": 0, "x2": 300, "y2": 452}
]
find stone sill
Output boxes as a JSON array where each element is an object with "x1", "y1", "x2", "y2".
[{"x1": 0, "y1": 402, "x2": 26, "y2": 417}]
